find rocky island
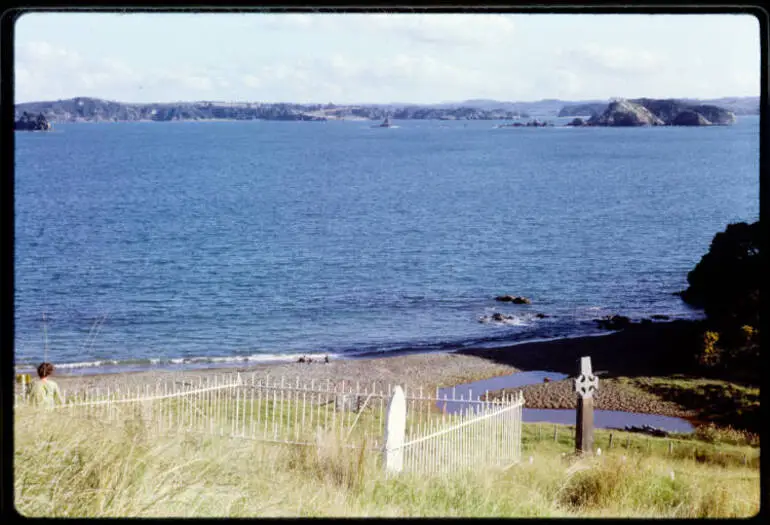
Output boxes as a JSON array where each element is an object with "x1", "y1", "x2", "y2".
[
  {"x1": 14, "y1": 112, "x2": 52, "y2": 131},
  {"x1": 560, "y1": 96, "x2": 757, "y2": 118},
  {"x1": 565, "y1": 98, "x2": 736, "y2": 127},
  {"x1": 495, "y1": 119, "x2": 554, "y2": 128}
]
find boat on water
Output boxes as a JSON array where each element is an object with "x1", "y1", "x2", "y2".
[{"x1": 374, "y1": 116, "x2": 392, "y2": 128}]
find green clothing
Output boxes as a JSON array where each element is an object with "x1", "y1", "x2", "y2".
[{"x1": 31, "y1": 379, "x2": 63, "y2": 407}]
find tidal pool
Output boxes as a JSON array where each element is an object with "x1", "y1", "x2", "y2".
[{"x1": 438, "y1": 371, "x2": 694, "y2": 434}]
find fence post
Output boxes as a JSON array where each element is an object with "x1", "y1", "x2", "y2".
[
  {"x1": 668, "y1": 441, "x2": 673, "y2": 455},
  {"x1": 608, "y1": 433, "x2": 613, "y2": 449},
  {"x1": 383, "y1": 385, "x2": 406, "y2": 475},
  {"x1": 574, "y1": 356, "x2": 598, "y2": 455}
]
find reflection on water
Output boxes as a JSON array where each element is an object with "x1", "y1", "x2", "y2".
[{"x1": 438, "y1": 371, "x2": 694, "y2": 434}]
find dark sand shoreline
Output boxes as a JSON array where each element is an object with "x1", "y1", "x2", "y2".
[{"x1": 35, "y1": 321, "x2": 707, "y2": 422}]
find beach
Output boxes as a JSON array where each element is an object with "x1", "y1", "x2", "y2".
[{"x1": 42, "y1": 321, "x2": 703, "y2": 420}]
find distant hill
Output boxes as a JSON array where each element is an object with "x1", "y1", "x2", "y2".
[
  {"x1": 14, "y1": 97, "x2": 530, "y2": 123},
  {"x1": 14, "y1": 95, "x2": 759, "y2": 124},
  {"x1": 441, "y1": 99, "x2": 601, "y2": 116},
  {"x1": 676, "y1": 97, "x2": 759, "y2": 116}
]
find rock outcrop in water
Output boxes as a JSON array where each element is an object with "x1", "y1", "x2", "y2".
[
  {"x1": 588, "y1": 100, "x2": 666, "y2": 127},
  {"x1": 594, "y1": 315, "x2": 632, "y2": 330},
  {"x1": 495, "y1": 295, "x2": 531, "y2": 304},
  {"x1": 496, "y1": 119, "x2": 554, "y2": 128},
  {"x1": 14, "y1": 112, "x2": 51, "y2": 131},
  {"x1": 566, "y1": 117, "x2": 587, "y2": 127},
  {"x1": 579, "y1": 98, "x2": 736, "y2": 127}
]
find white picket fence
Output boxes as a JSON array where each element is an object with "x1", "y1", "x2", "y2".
[{"x1": 15, "y1": 372, "x2": 525, "y2": 475}]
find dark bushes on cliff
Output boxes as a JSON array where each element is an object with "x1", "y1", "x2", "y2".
[{"x1": 679, "y1": 221, "x2": 760, "y2": 381}]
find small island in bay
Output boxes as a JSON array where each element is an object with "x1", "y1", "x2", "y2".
[
  {"x1": 563, "y1": 97, "x2": 737, "y2": 127},
  {"x1": 14, "y1": 111, "x2": 52, "y2": 131}
]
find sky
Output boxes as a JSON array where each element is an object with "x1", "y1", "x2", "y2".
[{"x1": 13, "y1": 11, "x2": 761, "y2": 105}]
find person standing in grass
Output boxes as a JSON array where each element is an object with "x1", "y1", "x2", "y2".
[{"x1": 31, "y1": 362, "x2": 64, "y2": 407}]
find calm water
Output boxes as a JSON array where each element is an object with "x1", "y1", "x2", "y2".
[
  {"x1": 14, "y1": 117, "x2": 759, "y2": 373},
  {"x1": 438, "y1": 371, "x2": 694, "y2": 433}
]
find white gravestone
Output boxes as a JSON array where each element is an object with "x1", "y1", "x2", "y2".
[{"x1": 383, "y1": 385, "x2": 406, "y2": 474}]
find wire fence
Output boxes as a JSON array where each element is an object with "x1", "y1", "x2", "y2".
[{"x1": 14, "y1": 372, "x2": 526, "y2": 475}]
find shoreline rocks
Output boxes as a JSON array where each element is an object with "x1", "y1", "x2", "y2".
[
  {"x1": 594, "y1": 315, "x2": 632, "y2": 330},
  {"x1": 479, "y1": 311, "x2": 550, "y2": 324},
  {"x1": 495, "y1": 295, "x2": 531, "y2": 304}
]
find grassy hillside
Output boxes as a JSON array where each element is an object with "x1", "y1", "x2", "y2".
[{"x1": 14, "y1": 404, "x2": 759, "y2": 518}]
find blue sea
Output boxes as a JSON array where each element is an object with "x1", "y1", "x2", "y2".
[{"x1": 14, "y1": 116, "x2": 759, "y2": 374}]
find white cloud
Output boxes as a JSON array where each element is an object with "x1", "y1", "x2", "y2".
[
  {"x1": 252, "y1": 13, "x2": 516, "y2": 50},
  {"x1": 15, "y1": 41, "x2": 223, "y2": 102},
  {"x1": 228, "y1": 51, "x2": 494, "y2": 103},
  {"x1": 17, "y1": 40, "x2": 83, "y2": 65},
  {"x1": 257, "y1": 13, "x2": 317, "y2": 31},
  {"x1": 355, "y1": 13, "x2": 516, "y2": 48},
  {"x1": 241, "y1": 74, "x2": 262, "y2": 88},
  {"x1": 558, "y1": 44, "x2": 662, "y2": 75},
  {"x1": 13, "y1": 14, "x2": 759, "y2": 103}
]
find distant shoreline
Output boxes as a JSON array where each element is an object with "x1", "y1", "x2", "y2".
[{"x1": 15, "y1": 95, "x2": 758, "y2": 126}]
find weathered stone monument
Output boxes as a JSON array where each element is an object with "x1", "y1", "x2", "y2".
[{"x1": 575, "y1": 356, "x2": 599, "y2": 454}]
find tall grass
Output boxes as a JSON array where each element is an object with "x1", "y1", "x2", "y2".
[{"x1": 14, "y1": 405, "x2": 759, "y2": 518}]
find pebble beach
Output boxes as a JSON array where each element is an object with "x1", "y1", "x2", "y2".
[{"x1": 36, "y1": 321, "x2": 702, "y2": 420}]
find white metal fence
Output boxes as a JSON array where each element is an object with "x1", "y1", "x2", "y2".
[
  {"x1": 15, "y1": 372, "x2": 525, "y2": 474},
  {"x1": 399, "y1": 391, "x2": 524, "y2": 474}
]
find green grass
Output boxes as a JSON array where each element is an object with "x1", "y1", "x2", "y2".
[
  {"x1": 616, "y1": 376, "x2": 761, "y2": 435},
  {"x1": 521, "y1": 423, "x2": 759, "y2": 469},
  {"x1": 14, "y1": 404, "x2": 760, "y2": 518}
]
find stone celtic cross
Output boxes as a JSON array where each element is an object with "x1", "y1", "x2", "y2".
[
  {"x1": 575, "y1": 356, "x2": 599, "y2": 454},
  {"x1": 575, "y1": 356, "x2": 599, "y2": 399}
]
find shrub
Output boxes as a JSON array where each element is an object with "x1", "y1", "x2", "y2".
[
  {"x1": 679, "y1": 221, "x2": 759, "y2": 381},
  {"x1": 697, "y1": 331, "x2": 722, "y2": 367}
]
